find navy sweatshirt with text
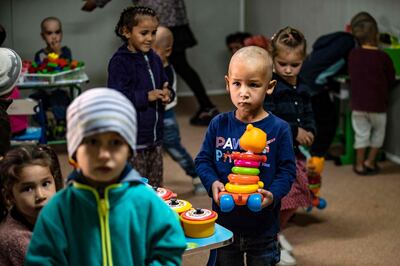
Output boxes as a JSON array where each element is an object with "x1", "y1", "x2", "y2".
[{"x1": 195, "y1": 112, "x2": 296, "y2": 236}]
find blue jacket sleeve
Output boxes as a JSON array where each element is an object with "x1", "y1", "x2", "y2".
[
  {"x1": 195, "y1": 118, "x2": 220, "y2": 196},
  {"x1": 107, "y1": 55, "x2": 149, "y2": 110},
  {"x1": 268, "y1": 123, "x2": 296, "y2": 205}
]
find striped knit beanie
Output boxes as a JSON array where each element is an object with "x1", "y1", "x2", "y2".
[
  {"x1": 66, "y1": 88, "x2": 137, "y2": 158},
  {"x1": 0, "y1": 48, "x2": 21, "y2": 96}
]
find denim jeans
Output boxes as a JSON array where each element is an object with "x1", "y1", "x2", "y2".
[
  {"x1": 212, "y1": 233, "x2": 280, "y2": 266},
  {"x1": 163, "y1": 109, "x2": 197, "y2": 178}
]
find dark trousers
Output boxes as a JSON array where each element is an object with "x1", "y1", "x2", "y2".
[
  {"x1": 170, "y1": 49, "x2": 214, "y2": 110},
  {"x1": 209, "y1": 233, "x2": 280, "y2": 266},
  {"x1": 310, "y1": 90, "x2": 340, "y2": 157}
]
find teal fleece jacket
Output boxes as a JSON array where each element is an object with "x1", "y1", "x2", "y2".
[{"x1": 25, "y1": 167, "x2": 186, "y2": 266}]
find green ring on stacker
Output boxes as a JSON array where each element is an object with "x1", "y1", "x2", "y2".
[{"x1": 232, "y1": 166, "x2": 260, "y2": 176}]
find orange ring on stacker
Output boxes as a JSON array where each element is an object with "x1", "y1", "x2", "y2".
[
  {"x1": 228, "y1": 174, "x2": 260, "y2": 184},
  {"x1": 231, "y1": 152, "x2": 267, "y2": 163}
]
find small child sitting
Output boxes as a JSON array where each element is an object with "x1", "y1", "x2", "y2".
[
  {"x1": 25, "y1": 88, "x2": 186, "y2": 265},
  {"x1": 31, "y1": 16, "x2": 72, "y2": 139},
  {"x1": 34, "y1": 17, "x2": 71, "y2": 64}
]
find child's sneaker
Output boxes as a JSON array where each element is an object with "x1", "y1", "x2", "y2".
[
  {"x1": 278, "y1": 249, "x2": 297, "y2": 266},
  {"x1": 192, "y1": 177, "x2": 207, "y2": 195},
  {"x1": 278, "y1": 234, "x2": 294, "y2": 253}
]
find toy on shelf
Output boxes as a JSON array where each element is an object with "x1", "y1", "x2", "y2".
[
  {"x1": 19, "y1": 53, "x2": 85, "y2": 85},
  {"x1": 28, "y1": 53, "x2": 84, "y2": 74},
  {"x1": 219, "y1": 124, "x2": 268, "y2": 212},
  {"x1": 153, "y1": 186, "x2": 177, "y2": 201},
  {"x1": 299, "y1": 146, "x2": 327, "y2": 211},
  {"x1": 180, "y1": 208, "x2": 218, "y2": 238},
  {"x1": 166, "y1": 198, "x2": 192, "y2": 215}
]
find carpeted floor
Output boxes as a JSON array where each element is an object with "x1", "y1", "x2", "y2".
[{"x1": 57, "y1": 95, "x2": 400, "y2": 266}]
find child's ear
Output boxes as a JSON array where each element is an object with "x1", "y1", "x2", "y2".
[
  {"x1": 2, "y1": 187, "x2": 14, "y2": 206},
  {"x1": 266, "y1": 79, "x2": 276, "y2": 95},
  {"x1": 121, "y1": 26, "x2": 131, "y2": 39},
  {"x1": 225, "y1": 75, "x2": 230, "y2": 93},
  {"x1": 165, "y1": 46, "x2": 172, "y2": 57}
]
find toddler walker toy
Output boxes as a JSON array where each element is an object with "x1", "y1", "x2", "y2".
[{"x1": 219, "y1": 124, "x2": 267, "y2": 212}]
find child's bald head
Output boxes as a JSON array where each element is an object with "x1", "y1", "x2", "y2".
[
  {"x1": 154, "y1": 26, "x2": 173, "y2": 49},
  {"x1": 153, "y1": 26, "x2": 173, "y2": 65},
  {"x1": 225, "y1": 46, "x2": 276, "y2": 122},
  {"x1": 228, "y1": 46, "x2": 273, "y2": 81}
]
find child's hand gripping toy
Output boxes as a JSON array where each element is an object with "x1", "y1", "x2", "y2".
[
  {"x1": 219, "y1": 124, "x2": 267, "y2": 212},
  {"x1": 299, "y1": 146, "x2": 327, "y2": 211}
]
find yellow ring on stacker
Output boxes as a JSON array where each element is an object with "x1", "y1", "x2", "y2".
[{"x1": 225, "y1": 183, "x2": 260, "y2": 194}]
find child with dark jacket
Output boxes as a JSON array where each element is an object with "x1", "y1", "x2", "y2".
[
  {"x1": 349, "y1": 13, "x2": 395, "y2": 175},
  {"x1": 195, "y1": 46, "x2": 296, "y2": 265},
  {"x1": 107, "y1": 6, "x2": 174, "y2": 187},
  {"x1": 153, "y1": 26, "x2": 206, "y2": 194},
  {"x1": 264, "y1": 26, "x2": 316, "y2": 266}
]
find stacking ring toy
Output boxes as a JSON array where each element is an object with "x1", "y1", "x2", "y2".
[
  {"x1": 231, "y1": 152, "x2": 267, "y2": 162},
  {"x1": 232, "y1": 166, "x2": 260, "y2": 176},
  {"x1": 228, "y1": 174, "x2": 260, "y2": 184},
  {"x1": 234, "y1": 159, "x2": 260, "y2": 168},
  {"x1": 225, "y1": 183, "x2": 262, "y2": 194}
]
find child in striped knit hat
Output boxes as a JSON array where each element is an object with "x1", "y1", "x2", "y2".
[{"x1": 26, "y1": 88, "x2": 186, "y2": 265}]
